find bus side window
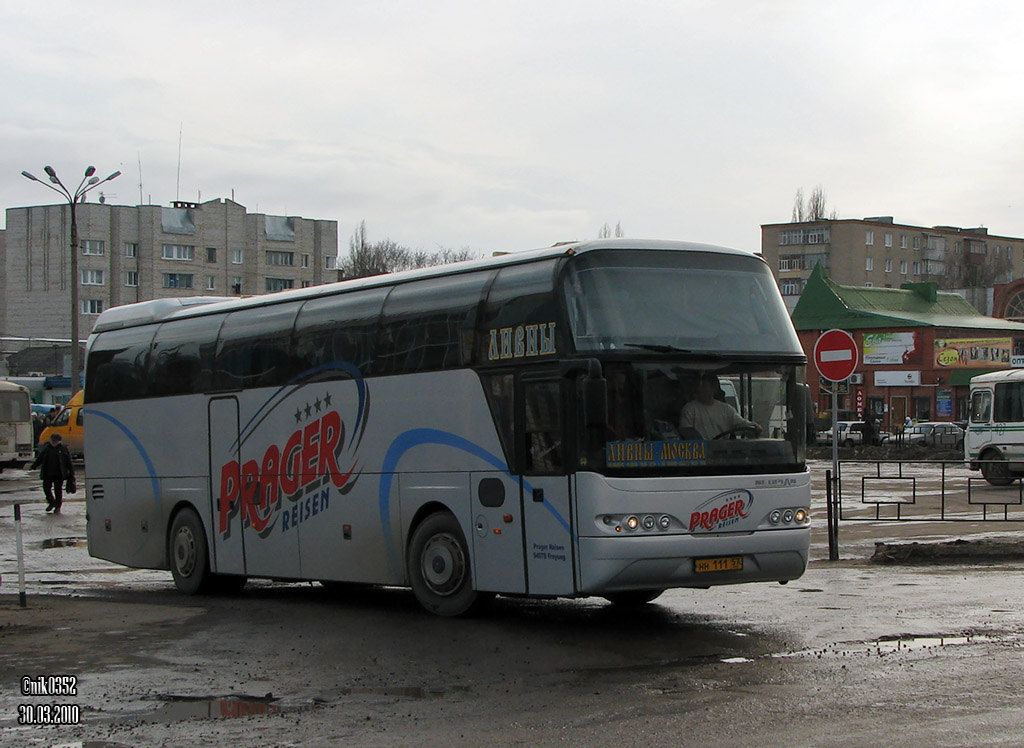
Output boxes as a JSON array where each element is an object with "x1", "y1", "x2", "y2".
[
  {"x1": 86, "y1": 325, "x2": 156, "y2": 403},
  {"x1": 482, "y1": 374, "x2": 515, "y2": 468},
  {"x1": 376, "y1": 271, "x2": 492, "y2": 376},
  {"x1": 294, "y1": 288, "x2": 388, "y2": 378},
  {"x1": 995, "y1": 382, "x2": 1024, "y2": 422}
]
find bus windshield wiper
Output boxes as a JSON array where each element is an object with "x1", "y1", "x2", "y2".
[{"x1": 623, "y1": 342, "x2": 693, "y2": 353}]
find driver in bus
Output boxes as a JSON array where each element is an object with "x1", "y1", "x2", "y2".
[{"x1": 680, "y1": 373, "x2": 761, "y2": 440}]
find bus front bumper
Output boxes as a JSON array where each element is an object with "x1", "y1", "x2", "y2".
[{"x1": 576, "y1": 528, "x2": 810, "y2": 594}]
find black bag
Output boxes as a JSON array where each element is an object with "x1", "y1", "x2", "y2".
[{"x1": 65, "y1": 476, "x2": 77, "y2": 494}]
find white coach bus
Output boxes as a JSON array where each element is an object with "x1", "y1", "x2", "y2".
[
  {"x1": 83, "y1": 239, "x2": 810, "y2": 615},
  {"x1": 0, "y1": 381, "x2": 33, "y2": 471},
  {"x1": 966, "y1": 368, "x2": 1024, "y2": 485}
]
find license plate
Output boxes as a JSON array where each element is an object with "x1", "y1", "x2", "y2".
[{"x1": 695, "y1": 556, "x2": 743, "y2": 573}]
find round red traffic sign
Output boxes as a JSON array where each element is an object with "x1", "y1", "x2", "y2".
[{"x1": 813, "y1": 329, "x2": 858, "y2": 381}]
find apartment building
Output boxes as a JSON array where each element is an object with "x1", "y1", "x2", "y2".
[
  {"x1": 761, "y1": 217, "x2": 1024, "y2": 312},
  {"x1": 0, "y1": 198, "x2": 339, "y2": 344}
]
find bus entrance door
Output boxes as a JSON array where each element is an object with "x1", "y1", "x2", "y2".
[
  {"x1": 520, "y1": 378, "x2": 576, "y2": 596},
  {"x1": 209, "y1": 397, "x2": 246, "y2": 575}
]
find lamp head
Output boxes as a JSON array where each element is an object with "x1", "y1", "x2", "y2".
[
  {"x1": 43, "y1": 165, "x2": 56, "y2": 178},
  {"x1": 84, "y1": 166, "x2": 96, "y2": 177}
]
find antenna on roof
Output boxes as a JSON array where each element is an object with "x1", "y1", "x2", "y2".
[
  {"x1": 137, "y1": 151, "x2": 144, "y2": 205},
  {"x1": 176, "y1": 123, "x2": 183, "y2": 202}
]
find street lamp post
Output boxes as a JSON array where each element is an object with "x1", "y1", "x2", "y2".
[{"x1": 21, "y1": 165, "x2": 121, "y2": 391}]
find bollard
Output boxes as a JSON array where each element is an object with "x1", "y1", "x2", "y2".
[{"x1": 14, "y1": 504, "x2": 27, "y2": 607}]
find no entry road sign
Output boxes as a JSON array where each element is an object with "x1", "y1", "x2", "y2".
[{"x1": 813, "y1": 329, "x2": 858, "y2": 382}]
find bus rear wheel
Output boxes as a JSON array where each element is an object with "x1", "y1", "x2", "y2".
[
  {"x1": 981, "y1": 452, "x2": 1014, "y2": 486},
  {"x1": 603, "y1": 589, "x2": 665, "y2": 606},
  {"x1": 169, "y1": 507, "x2": 214, "y2": 595},
  {"x1": 407, "y1": 512, "x2": 487, "y2": 616}
]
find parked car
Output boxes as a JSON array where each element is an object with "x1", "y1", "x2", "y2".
[
  {"x1": 820, "y1": 421, "x2": 891, "y2": 447},
  {"x1": 900, "y1": 421, "x2": 965, "y2": 449}
]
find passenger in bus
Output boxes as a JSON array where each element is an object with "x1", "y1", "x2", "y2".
[{"x1": 680, "y1": 374, "x2": 761, "y2": 440}]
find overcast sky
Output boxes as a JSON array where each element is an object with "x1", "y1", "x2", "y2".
[{"x1": 3, "y1": 1, "x2": 1023, "y2": 257}]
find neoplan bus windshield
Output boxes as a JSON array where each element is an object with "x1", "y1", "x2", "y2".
[{"x1": 562, "y1": 249, "x2": 803, "y2": 356}]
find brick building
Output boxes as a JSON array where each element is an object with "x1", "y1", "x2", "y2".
[
  {"x1": 761, "y1": 216, "x2": 1024, "y2": 313},
  {"x1": 0, "y1": 198, "x2": 338, "y2": 346}
]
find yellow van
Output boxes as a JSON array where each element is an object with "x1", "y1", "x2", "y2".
[{"x1": 39, "y1": 390, "x2": 85, "y2": 458}]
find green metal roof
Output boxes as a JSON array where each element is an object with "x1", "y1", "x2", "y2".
[{"x1": 792, "y1": 265, "x2": 1024, "y2": 332}]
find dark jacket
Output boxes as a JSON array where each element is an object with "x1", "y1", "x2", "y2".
[{"x1": 32, "y1": 442, "x2": 74, "y2": 480}]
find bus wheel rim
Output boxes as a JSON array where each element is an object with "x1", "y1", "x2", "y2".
[
  {"x1": 174, "y1": 526, "x2": 197, "y2": 577},
  {"x1": 421, "y1": 533, "x2": 465, "y2": 597}
]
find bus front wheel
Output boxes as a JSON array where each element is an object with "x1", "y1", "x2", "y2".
[
  {"x1": 169, "y1": 507, "x2": 214, "y2": 595},
  {"x1": 981, "y1": 452, "x2": 1014, "y2": 486},
  {"x1": 407, "y1": 512, "x2": 487, "y2": 616}
]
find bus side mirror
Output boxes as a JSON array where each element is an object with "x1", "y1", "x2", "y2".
[{"x1": 584, "y1": 377, "x2": 608, "y2": 427}]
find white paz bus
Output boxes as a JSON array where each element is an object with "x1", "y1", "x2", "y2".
[
  {"x1": 84, "y1": 239, "x2": 811, "y2": 615},
  {"x1": 0, "y1": 381, "x2": 33, "y2": 471},
  {"x1": 967, "y1": 368, "x2": 1024, "y2": 485}
]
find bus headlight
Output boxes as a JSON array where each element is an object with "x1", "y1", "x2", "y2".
[
  {"x1": 769, "y1": 510, "x2": 782, "y2": 524},
  {"x1": 658, "y1": 514, "x2": 671, "y2": 530},
  {"x1": 794, "y1": 508, "x2": 809, "y2": 524},
  {"x1": 625, "y1": 516, "x2": 639, "y2": 531},
  {"x1": 641, "y1": 515, "x2": 656, "y2": 530}
]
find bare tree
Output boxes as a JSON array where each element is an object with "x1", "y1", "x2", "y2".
[
  {"x1": 791, "y1": 185, "x2": 837, "y2": 222},
  {"x1": 598, "y1": 221, "x2": 625, "y2": 238},
  {"x1": 791, "y1": 188, "x2": 805, "y2": 222},
  {"x1": 341, "y1": 221, "x2": 479, "y2": 279}
]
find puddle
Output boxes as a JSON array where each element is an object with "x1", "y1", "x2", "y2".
[
  {"x1": 128, "y1": 695, "x2": 312, "y2": 723},
  {"x1": 118, "y1": 687, "x2": 462, "y2": 725},
  {"x1": 40, "y1": 537, "x2": 87, "y2": 549},
  {"x1": 772, "y1": 633, "x2": 1017, "y2": 660}
]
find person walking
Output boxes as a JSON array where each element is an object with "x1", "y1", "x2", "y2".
[{"x1": 31, "y1": 433, "x2": 75, "y2": 514}]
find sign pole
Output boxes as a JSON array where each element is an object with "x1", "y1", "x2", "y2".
[
  {"x1": 813, "y1": 329, "x2": 858, "y2": 563},
  {"x1": 831, "y1": 386, "x2": 840, "y2": 559}
]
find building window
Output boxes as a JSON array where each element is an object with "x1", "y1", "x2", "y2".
[
  {"x1": 301, "y1": 280, "x2": 312, "y2": 288},
  {"x1": 301, "y1": 253, "x2": 311, "y2": 269},
  {"x1": 900, "y1": 260, "x2": 908, "y2": 274},
  {"x1": 162, "y1": 244, "x2": 195, "y2": 261},
  {"x1": 900, "y1": 235, "x2": 908, "y2": 249},
  {"x1": 885, "y1": 259, "x2": 893, "y2": 273},
  {"x1": 125, "y1": 271, "x2": 138, "y2": 287},
  {"x1": 163, "y1": 273, "x2": 194, "y2": 289},
  {"x1": 232, "y1": 248, "x2": 243, "y2": 264},
  {"x1": 206, "y1": 247, "x2": 217, "y2": 263},
  {"x1": 913, "y1": 261, "x2": 921, "y2": 275},
  {"x1": 81, "y1": 269, "x2": 104, "y2": 286},
  {"x1": 81, "y1": 239, "x2": 105, "y2": 256},
  {"x1": 865, "y1": 230, "x2": 874, "y2": 246},
  {"x1": 780, "y1": 279, "x2": 802, "y2": 295},
  {"x1": 266, "y1": 278, "x2": 294, "y2": 292},
  {"x1": 232, "y1": 276, "x2": 243, "y2": 295},
  {"x1": 864, "y1": 281, "x2": 873, "y2": 287},
  {"x1": 885, "y1": 233, "x2": 893, "y2": 248},
  {"x1": 266, "y1": 250, "x2": 294, "y2": 266},
  {"x1": 124, "y1": 242, "x2": 138, "y2": 258},
  {"x1": 865, "y1": 257, "x2": 874, "y2": 271},
  {"x1": 779, "y1": 255, "x2": 802, "y2": 271},
  {"x1": 325, "y1": 256, "x2": 338, "y2": 270},
  {"x1": 207, "y1": 275, "x2": 216, "y2": 291},
  {"x1": 914, "y1": 236, "x2": 924, "y2": 250},
  {"x1": 81, "y1": 299, "x2": 104, "y2": 315}
]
